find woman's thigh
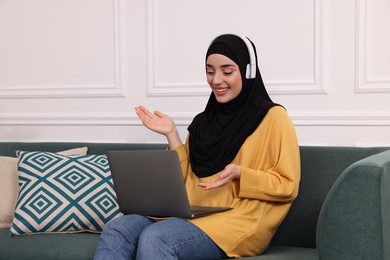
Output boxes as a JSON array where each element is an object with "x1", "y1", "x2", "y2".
[{"x1": 137, "y1": 218, "x2": 227, "y2": 260}]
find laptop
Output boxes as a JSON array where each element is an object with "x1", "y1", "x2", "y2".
[{"x1": 107, "y1": 150, "x2": 232, "y2": 218}]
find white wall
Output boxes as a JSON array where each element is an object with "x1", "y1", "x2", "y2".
[{"x1": 1, "y1": 0, "x2": 390, "y2": 146}]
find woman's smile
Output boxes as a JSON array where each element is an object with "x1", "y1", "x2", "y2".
[{"x1": 214, "y1": 87, "x2": 230, "y2": 96}]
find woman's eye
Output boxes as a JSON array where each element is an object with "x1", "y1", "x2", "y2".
[
  {"x1": 223, "y1": 71, "x2": 233, "y2": 75},
  {"x1": 206, "y1": 71, "x2": 215, "y2": 76}
]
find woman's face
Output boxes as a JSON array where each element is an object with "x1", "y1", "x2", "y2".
[{"x1": 206, "y1": 54, "x2": 242, "y2": 103}]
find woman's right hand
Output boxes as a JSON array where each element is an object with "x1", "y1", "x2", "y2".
[
  {"x1": 135, "y1": 105, "x2": 174, "y2": 135},
  {"x1": 135, "y1": 106, "x2": 182, "y2": 149}
]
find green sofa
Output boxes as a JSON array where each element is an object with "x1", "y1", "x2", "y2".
[{"x1": 0, "y1": 142, "x2": 389, "y2": 260}]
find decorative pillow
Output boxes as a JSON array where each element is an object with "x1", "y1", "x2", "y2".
[
  {"x1": 0, "y1": 147, "x2": 88, "y2": 229},
  {"x1": 0, "y1": 157, "x2": 19, "y2": 228},
  {"x1": 9, "y1": 150, "x2": 122, "y2": 236}
]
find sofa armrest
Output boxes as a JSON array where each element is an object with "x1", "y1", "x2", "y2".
[{"x1": 317, "y1": 149, "x2": 390, "y2": 260}]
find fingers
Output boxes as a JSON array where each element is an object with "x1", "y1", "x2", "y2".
[
  {"x1": 198, "y1": 173, "x2": 230, "y2": 190},
  {"x1": 135, "y1": 106, "x2": 154, "y2": 123},
  {"x1": 135, "y1": 106, "x2": 165, "y2": 120},
  {"x1": 154, "y1": 110, "x2": 166, "y2": 118},
  {"x1": 135, "y1": 106, "x2": 174, "y2": 137},
  {"x1": 199, "y1": 179, "x2": 227, "y2": 190},
  {"x1": 135, "y1": 106, "x2": 155, "y2": 130},
  {"x1": 198, "y1": 164, "x2": 241, "y2": 190},
  {"x1": 135, "y1": 106, "x2": 153, "y2": 118}
]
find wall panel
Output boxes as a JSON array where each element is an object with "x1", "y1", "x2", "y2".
[
  {"x1": 355, "y1": 0, "x2": 390, "y2": 93},
  {"x1": 0, "y1": 0, "x2": 126, "y2": 98}
]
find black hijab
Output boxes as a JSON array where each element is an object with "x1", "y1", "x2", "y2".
[{"x1": 187, "y1": 34, "x2": 278, "y2": 178}]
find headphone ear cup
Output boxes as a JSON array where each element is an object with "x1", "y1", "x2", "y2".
[
  {"x1": 246, "y1": 64, "x2": 256, "y2": 79},
  {"x1": 246, "y1": 64, "x2": 251, "y2": 79}
]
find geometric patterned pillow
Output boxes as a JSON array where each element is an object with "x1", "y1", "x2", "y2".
[
  {"x1": 0, "y1": 147, "x2": 88, "y2": 229},
  {"x1": 9, "y1": 151, "x2": 123, "y2": 236}
]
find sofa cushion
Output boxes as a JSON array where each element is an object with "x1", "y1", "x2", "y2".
[
  {"x1": 0, "y1": 157, "x2": 19, "y2": 228},
  {"x1": 247, "y1": 246, "x2": 318, "y2": 260},
  {"x1": 9, "y1": 151, "x2": 122, "y2": 236},
  {"x1": 0, "y1": 228, "x2": 100, "y2": 260},
  {"x1": 0, "y1": 147, "x2": 88, "y2": 228}
]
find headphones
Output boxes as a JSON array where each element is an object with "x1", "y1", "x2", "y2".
[
  {"x1": 209, "y1": 34, "x2": 257, "y2": 79},
  {"x1": 237, "y1": 35, "x2": 257, "y2": 79}
]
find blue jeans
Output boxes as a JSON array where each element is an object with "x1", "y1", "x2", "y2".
[{"x1": 94, "y1": 214, "x2": 228, "y2": 260}]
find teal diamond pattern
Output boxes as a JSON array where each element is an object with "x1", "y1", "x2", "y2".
[
  {"x1": 23, "y1": 152, "x2": 62, "y2": 173},
  {"x1": 10, "y1": 151, "x2": 122, "y2": 236},
  {"x1": 54, "y1": 164, "x2": 94, "y2": 194},
  {"x1": 86, "y1": 187, "x2": 118, "y2": 221},
  {"x1": 20, "y1": 186, "x2": 62, "y2": 225},
  {"x1": 85, "y1": 156, "x2": 110, "y2": 173},
  {"x1": 54, "y1": 213, "x2": 89, "y2": 232}
]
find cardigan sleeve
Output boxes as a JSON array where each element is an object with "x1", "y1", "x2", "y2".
[
  {"x1": 174, "y1": 139, "x2": 191, "y2": 181},
  {"x1": 236, "y1": 106, "x2": 300, "y2": 203}
]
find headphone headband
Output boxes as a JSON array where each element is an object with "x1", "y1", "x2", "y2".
[{"x1": 236, "y1": 35, "x2": 256, "y2": 79}]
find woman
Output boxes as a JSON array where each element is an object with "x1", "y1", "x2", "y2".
[{"x1": 94, "y1": 34, "x2": 300, "y2": 259}]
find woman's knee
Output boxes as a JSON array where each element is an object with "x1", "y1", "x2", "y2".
[
  {"x1": 102, "y1": 214, "x2": 152, "y2": 236},
  {"x1": 103, "y1": 215, "x2": 129, "y2": 232},
  {"x1": 138, "y1": 222, "x2": 168, "y2": 246},
  {"x1": 137, "y1": 223, "x2": 176, "y2": 259}
]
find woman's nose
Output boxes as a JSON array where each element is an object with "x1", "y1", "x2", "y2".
[{"x1": 212, "y1": 71, "x2": 223, "y2": 85}]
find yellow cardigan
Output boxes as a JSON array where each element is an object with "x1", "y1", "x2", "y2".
[{"x1": 174, "y1": 106, "x2": 300, "y2": 258}]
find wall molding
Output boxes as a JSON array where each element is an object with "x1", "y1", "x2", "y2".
[
  {"x1": 353, "y1": 142, "x2": 390, "y2": 147},
  {"x1": 355, "y1": 0, "x2": 390, "y2": 93},
  {"x1": 146, "y1": 0, "x2": 325, "y2": 97},
  {"x1": 290, "y1": 111, "x2": 390, "y2": 126},
  {"x1": 0, "y1": 0, "x2": 126, "y2": 99},
  {"x1": 2, "y1": 110, "x2": 390, "y2": 126}
]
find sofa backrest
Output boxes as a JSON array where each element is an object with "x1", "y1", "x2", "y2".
[
  {"x1": 0, "y1": 142, "x2": 167, "y2": 157},
  {"x1": 270, "y1": 146, "x2": 390, "y2": 248}
]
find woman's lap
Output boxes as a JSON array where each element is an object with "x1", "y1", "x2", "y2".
[{"x1": 94, "y1": 214, "x2": 227, "y2": 260}]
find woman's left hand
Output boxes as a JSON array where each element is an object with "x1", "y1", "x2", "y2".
[{"x1": 198, "y1": 164, "x2": 241, "y2": 190}]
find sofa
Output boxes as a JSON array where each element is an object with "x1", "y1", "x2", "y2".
[{"x1": 0, "y1": 142, "x2": 389, "y2": 260}]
